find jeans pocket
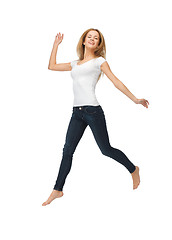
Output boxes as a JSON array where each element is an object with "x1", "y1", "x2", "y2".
[{"x1": 85, "y1": 106, "x2": 98, "y2": 114}]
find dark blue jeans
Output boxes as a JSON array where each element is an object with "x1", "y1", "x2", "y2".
[{"x1": 53, "y1": 105, "x2": 136, "y2": 191}]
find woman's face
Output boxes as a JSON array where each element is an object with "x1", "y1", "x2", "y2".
[{"x1": 83, "y1": 30, "x2": 100, "y2": 50}]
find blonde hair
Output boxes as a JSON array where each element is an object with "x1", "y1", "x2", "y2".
[{"x1": 76, "y1": 28, "x2": 106, "y2": 81}]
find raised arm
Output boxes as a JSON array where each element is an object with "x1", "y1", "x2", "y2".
[
  {"x1": 48, "y1": 32, "x2": 72, "y2": 71},
  {"x1": 101, "y1": 61, "x2": 149, "y2": 108}
]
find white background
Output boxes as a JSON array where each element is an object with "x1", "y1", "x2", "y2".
[{"x1": 0, "y1": 0, "x2": 171, "y2": 239}]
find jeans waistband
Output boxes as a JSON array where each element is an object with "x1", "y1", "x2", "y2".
[{"x1": 73, "y1": 105, "x2": 101, "y2": 110}]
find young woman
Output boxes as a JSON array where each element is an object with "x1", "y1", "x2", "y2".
[{"x1": 42, "y1": 28, "x2": 149, "y2": 206}]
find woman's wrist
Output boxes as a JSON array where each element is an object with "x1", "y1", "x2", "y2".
[
  {"x1": 53, "y1": 42, "x2": 59, "y2": 48},
  {"x1": 134, "y1": 98, "x2": 138, "y2": 104}
]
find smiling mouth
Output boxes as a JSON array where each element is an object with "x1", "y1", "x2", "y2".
[{"x1": 88, "y1": 42, "x2": 95, "y2": 45}]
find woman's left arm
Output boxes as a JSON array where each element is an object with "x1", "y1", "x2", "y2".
[{"x1": 101, "y1": 61, "x2": 149, "y2": 108}]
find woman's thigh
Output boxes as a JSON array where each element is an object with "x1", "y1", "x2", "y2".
[
  {"x1": 85, "y1": 107, "x2": 111, "y2": 152},
  {"x1": 63, "y1": 112, "x2": 88, "y2": 154}
]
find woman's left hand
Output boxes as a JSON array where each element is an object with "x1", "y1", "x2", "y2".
[{"x1": 135, "y1": 98, "x2": 149, "y2": 108}]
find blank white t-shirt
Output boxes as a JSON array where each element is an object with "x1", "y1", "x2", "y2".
[{"x1": 70, "y1": 56, "x2": 107, "y2": 107}]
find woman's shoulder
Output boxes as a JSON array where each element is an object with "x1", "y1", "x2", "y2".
[
  {"x1": 70, "y1": 59, "x2": 78, "y2": 68},
  {"x1": 96, "y1": 56, "x2": 107, "y2": 67}
]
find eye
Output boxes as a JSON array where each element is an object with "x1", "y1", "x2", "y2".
[{"x1": 88, "y1": 36, "x2": 98, "y2": 39}]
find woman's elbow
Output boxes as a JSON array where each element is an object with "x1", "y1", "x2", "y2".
[{"x1": 48, "y1": 65, "x2": 52, "y2": 70}]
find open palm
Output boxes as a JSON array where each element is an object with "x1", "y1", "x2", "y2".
[{"x1": 54, "y1": 32, "x2": 64, "y2": 46}]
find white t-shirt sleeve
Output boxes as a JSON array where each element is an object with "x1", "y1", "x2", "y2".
[
  {"x1": 97, "y1": 57, "x2": 107, "y2": 70},
  {"x1": 70, "y1": 60, "x2": 77, "y2": 68}
]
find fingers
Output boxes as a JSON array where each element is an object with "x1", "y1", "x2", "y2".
[
  {"x1": 144, "y1": 99, "x2": 149, "y2": 108},
  {"x1": 138, "y1": 99, "x2": 149, "y2": 108},
  {"x1": 56, "y1": 32, "x2": 64, "y2": 38},
  {"x1": 145, "y1": 100, "x2": 149, "y2": 107}
]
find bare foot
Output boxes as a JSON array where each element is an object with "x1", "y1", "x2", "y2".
[
  {"x1": 131, "y1": 166, "x2": 140, "y2": 190},
  {"x1": 42, "y1": 190, "x2": 64, "y2": 206}
]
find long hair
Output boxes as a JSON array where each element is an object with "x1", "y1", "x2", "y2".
[{"x1": 76, "y1": 28, "x2": 106, "y2": 81}]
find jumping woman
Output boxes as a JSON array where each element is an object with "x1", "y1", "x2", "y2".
[{"x1": 42, "y1": 28, "x2": 149, "y2": 206}]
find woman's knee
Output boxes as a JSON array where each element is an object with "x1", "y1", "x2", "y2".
[
  {"x1": 101, "y1": 145, "x2": 112, "y2": 156},
  {"x1": 63, "y1": 143, "x2": 74, "y2": 156}
]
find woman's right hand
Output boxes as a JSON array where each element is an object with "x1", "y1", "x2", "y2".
[{"x1": 54, "y1": 32, "x2": 64, "y2": 46}]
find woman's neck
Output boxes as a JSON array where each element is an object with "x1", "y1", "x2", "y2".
[{"x1": 83, "y1": 49, "x2": 96, "y2": 60}]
